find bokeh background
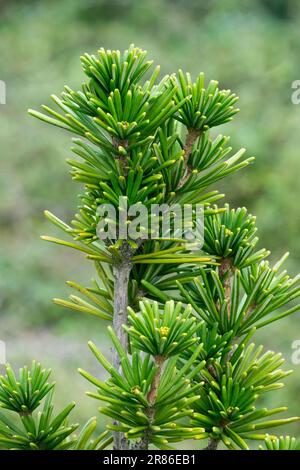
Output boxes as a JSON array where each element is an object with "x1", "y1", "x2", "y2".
[{"x1": 0, "y1": 0, "x2": 300, "y2": 447}]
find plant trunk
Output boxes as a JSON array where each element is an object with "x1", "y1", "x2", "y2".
[
  {"x1": 112, "y1": 261, "x2": 131, "y2": 450},
  {"x1": 204, "y1": 438, "x2": 219, "y2": 450}
]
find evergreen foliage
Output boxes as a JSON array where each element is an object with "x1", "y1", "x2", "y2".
[
  {"x1": 0, "y1": 362, "x2": 112, "y2": 450},
  {"x1": 1, "y1": 45, "x2": 298, "y2": 451}
]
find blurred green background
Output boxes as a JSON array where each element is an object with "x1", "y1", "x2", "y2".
[{"x1": 0, "y1": 0, "x2": 300, "y2": 447}]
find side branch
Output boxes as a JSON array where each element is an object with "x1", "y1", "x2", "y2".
[
  {"x1": 205, "y1": 258, "x2": 234, "y2": 450},
  {"x1": 134, "y1": 355, "x2": 165, "y2": 450},
  {"x1": 178, "y1": 127, "x2": 202, "y2": 188},
  {"x1": 219, "y1": 257, "x2": 234, "y2": 319}
]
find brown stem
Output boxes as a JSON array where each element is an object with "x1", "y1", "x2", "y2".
[
  {"x1": 147, "y1": 355, "x2": 165, "y2": 405},
  {"x1": 19, "y1": 411, "x2": 32, "y2": 417},
  {"x1": 134, "y1": 355, "x2": 165, "y2": 450},
  {"x1": 244, "y1": 303, "x2": 256, "y2": 322},
  {"x1": 178, "y1": 128, "x2": 202, "y2": 189},
  {"x1": 203, "y1": 438, "x2": 219, "y2": 450},
  {"x1": 219, "y1": 257, "x2": 233, "y2": 319}
]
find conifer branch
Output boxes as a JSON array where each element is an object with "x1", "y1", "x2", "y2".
[
  {"x1": 178, "y1": 128, "x2": 202, "y2": 188},
  {"x1": 219, "y1": 257, "x2": 234, "y2": 319},
  {"x1": 135, "y1": 355, "x2": 166, "y2": 450}
]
